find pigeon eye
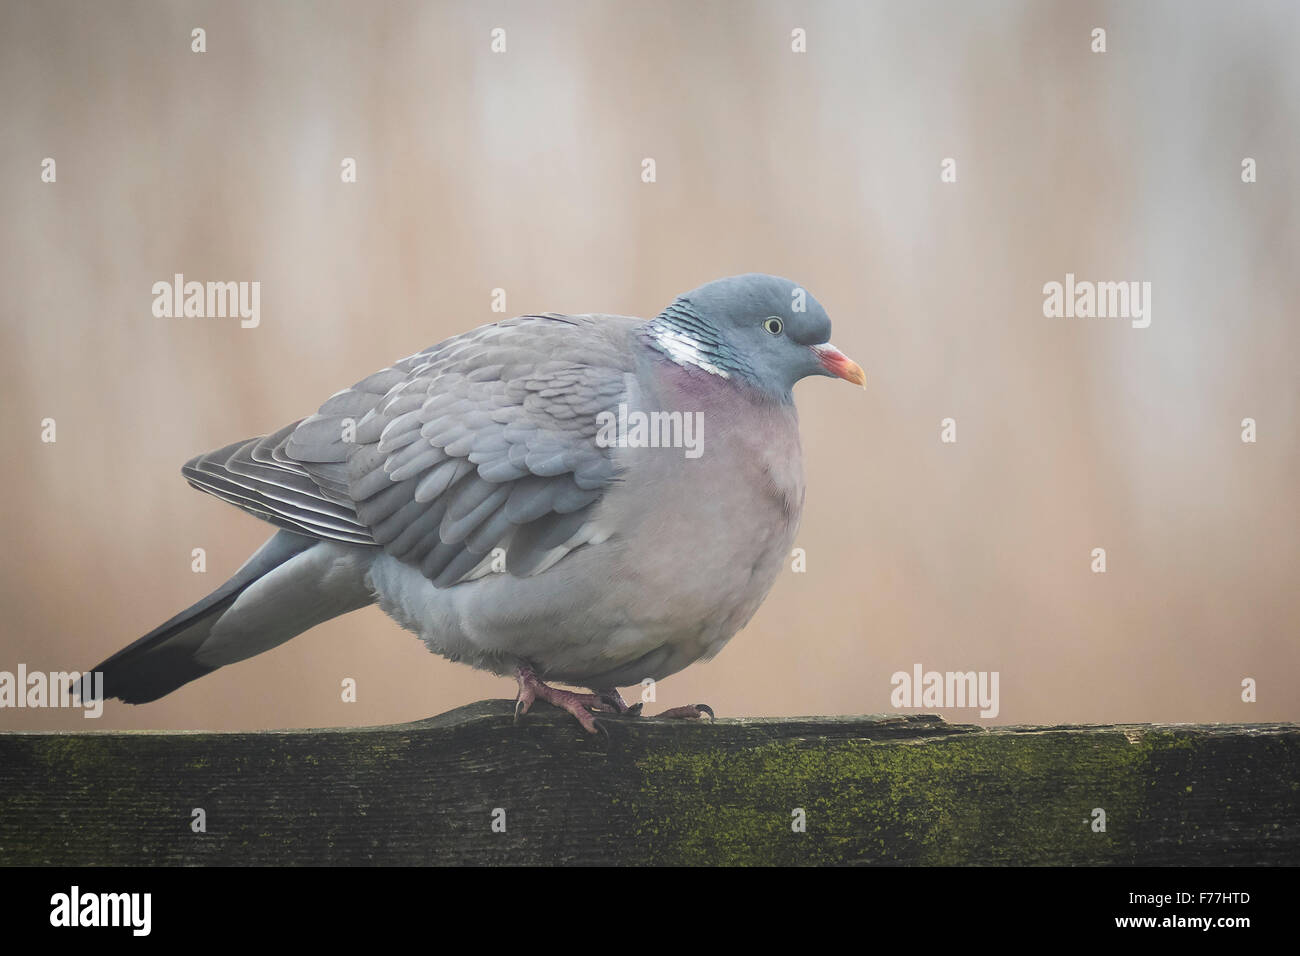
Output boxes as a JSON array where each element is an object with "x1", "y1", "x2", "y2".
[{"x1": 763, "y1": 317, "x2": 784, "y2": 335}]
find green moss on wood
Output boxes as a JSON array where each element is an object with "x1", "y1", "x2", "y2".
[{"x1": 1, "y1": 704, "x2": 1296, "y2": 865}]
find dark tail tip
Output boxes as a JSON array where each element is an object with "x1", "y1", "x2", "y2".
[{"x1": 82, "y1": 650, "x2": 219, "y2": 705}]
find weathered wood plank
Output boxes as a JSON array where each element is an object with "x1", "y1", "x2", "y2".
[{"x1": 1, "y1": 702, "x2": 1296, "y2": 865}]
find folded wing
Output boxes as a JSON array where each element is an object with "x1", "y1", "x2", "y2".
[{"x1": 183, "y1": 313, "x2": 637, "y2": 586}]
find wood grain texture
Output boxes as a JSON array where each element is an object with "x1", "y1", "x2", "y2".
[{"x1": 1, "y1": 701, "x2": 1296, "y2": 865}]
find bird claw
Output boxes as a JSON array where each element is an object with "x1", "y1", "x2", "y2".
[
  {"x1": 595, "y1": 691, "x2": 630, "y2": 714},
  {"x1": 514, "y1": 667, "x2": 605, "y2": 735},
  {"x1": 515, "y1": 668, "x2": 714, "y2": 732},
  {"x1": 653, "y1": 703, "x2": 715, "y2": 721}
]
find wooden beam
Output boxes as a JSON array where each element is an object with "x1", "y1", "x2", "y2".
[{"x1": 2, "y1": 701, "x2": 1295, "y2": 865}]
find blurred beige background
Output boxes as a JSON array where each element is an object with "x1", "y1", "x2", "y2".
[{"x1": 2, "y1": 0, "x2": 1297, "y2": 731}]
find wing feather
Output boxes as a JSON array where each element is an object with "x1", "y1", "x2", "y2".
[{"x1": 182, "y1": 313, "x2": 637, "y2": 587}]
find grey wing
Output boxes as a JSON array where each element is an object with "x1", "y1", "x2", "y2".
[
  {"x1": 182, "y1": 424, "x2": 376, "y2": 544},
  {"x1": 184, "y1": 314, "x2": 636, "y2": 587}
]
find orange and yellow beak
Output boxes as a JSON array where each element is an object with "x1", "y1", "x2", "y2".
[{"x1": 812, "y1": 343, "x2": 866, "y2": 388}]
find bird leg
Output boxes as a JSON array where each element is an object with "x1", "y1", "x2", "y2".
[
  {"x1": 590, "y1": 686, "x2": 714, "y2": 722},
  {"x1": 514, "y1": 668, "x2": 717, "y2": 735},
  {"x1": 590, "y1": 687, "x2": 642, "y2": 716},
  {"x1": 651, "y1": 703, "x2": 715, "y2": 721},
  {"x1": 514, "y1": 666, "x2": 612, "y2": 734}
]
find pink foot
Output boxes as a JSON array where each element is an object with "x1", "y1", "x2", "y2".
[
  {"x1": 653, "y1": 704, "x2": 715, "y2": 721},
  {"x1": 515, "y1": 667, "x2": 612, "y2": 735},
  {"x1": 591, "y1": 688, "x2": 714, "y2": 722},
  {"x1": 590, "y1": 687, "x2": 641, "y2": 716}
]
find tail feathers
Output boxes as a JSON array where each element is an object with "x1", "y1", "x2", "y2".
[{"x1": 80, "y1": 531, "x2": 318, "y2": 704}]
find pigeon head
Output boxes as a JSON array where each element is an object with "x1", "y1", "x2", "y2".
[{"x1": 644, "y1": 273, "x2": 865, "y2": 402}]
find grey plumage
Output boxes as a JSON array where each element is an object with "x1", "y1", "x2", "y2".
[
  {"x1": 83, "y1": 274, "x2": 864, "y2": 708},
  {"x1": 183, "y1": 312, "x2": 630, "y2": 583}
]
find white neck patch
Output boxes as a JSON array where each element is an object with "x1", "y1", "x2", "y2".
[{"x1": 644, "y1": 322, "x2": 731, "y2": 379}]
